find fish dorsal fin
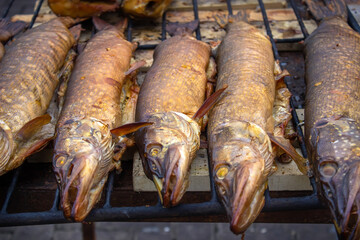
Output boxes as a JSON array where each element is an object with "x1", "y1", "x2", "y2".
[
  {"x1": 192, "y1": 85, "x2": 227, "y2": 122},
  {"x1": 15, "y1": 114, "x2": 51, "y2": 141},
  {"x1": 111, "y1": 122, "x2": 153, "y2": 137},
  {"x1": 92, "y1": 16, "x2": 110, "y2": 31},
  {"x1": 125, "y1": 60, "x2": 146, "y2": 76},
  {"x1": 267, "y1": 132, "x2": 312, "y2": 177}
]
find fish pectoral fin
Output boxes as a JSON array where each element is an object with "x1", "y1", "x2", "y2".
[
  {"x1": 15, "y1": 114, "x2": 52, "y2": 142},
  {"x1": 267, "y1": 133, "x2": 312, "y2": 177},
  {"x1": 93, "y1": 16, "x2": 126, "y2": 33},
  {"x1": 275, "y1": 69, "x2": 290, "y2": 82},
  {"x1": 69, "y1": 24, "x2": 82, "y2": 43},
  {"x1": 110, "y1": 121, "x2": 153, "y2": 137},
  {"x1": 192, "y1": 85, "x2": 228, "y2": 123},
  {"x1": 125, "y1": 60, "x2": 146, "y2": 76},
  {"x1": 18, "y1": 137, "x2": 53, "y2": 160}
]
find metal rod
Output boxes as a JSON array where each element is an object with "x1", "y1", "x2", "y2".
[
  {"x1": 82, "y1": 222, "x2": 96, "y2": 240},
  {"x1": 2, "y1": 0, "x2": 16, "y2": 18},
  {"x1": 127, "y1": 19, "x2": 133, "y2": 42},
  {"x1": 50, "y1": 188, "x2": 60, "y2": 212},
  {"x1": 226, "y1": 0, "x2": 233, "y2": 17},
  {"x1": 1, "y1": 167, "x2": 21, "y2": 214},
  {"x1": 288, "y1": 0, "x2": 309, "y2": 38},
  {"x1": 274, "y1": 38, "x2": 304, "y2": 43},
  {"x1": 192, "y1": 0, "x2": 201, "y2": 40},
  {"x1": 103, "y1": 171, "x2": 115, "y2": 208},
  {"x1": 137, "y1": 44, "x2": 158, "y2": 50},
  {"x1": 29, "y1": 0, "x2": 44, "y2": 29},
  {"x1": 161, "y1": 11, "x2": 167, "y2": 41}
]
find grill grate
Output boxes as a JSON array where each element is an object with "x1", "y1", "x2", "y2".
[{"x1": 0, "y1": 0, "x2": 337, "y2": 227}]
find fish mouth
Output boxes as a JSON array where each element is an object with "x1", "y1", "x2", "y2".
[
  {"x1": 320, "y1": 162, "x2": 360, "y2": 239},
  {"x1": 0, "y1": 121, "x2": 13, "y2": 175},
  {"x1": 152, "y1": 143, "x2": 190, "y2": 208},
  {"x1": 60, "y1": 155, "x2": 100, "y2": 222},
  {"x1": 217, "y1": 161, "x2": 265, "y2": 234}
]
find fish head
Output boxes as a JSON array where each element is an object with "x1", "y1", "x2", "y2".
[
  {"x1": 136, "y1": 112, "x2": 200, "y2": 207},
  {"x1": 53, "y1": 119, "x2": 111, "y2": 222},
  {"x1": 310, "y1": 117, "x2": 360, "y2": 238},
  {"x1": 212, "y1": 141, "x2": 266, "y2": 234},
  {"x1": 209, "y1": 121, "x2": 272, "y2": 234}
]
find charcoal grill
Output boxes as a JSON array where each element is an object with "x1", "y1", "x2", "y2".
[{"x1": 1, "y1": 0, "x2": 358, "y2": 235}]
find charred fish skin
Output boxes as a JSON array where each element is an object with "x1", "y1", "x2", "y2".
[
  {"x1": 121, "y1": 0, "x2": 172, "y2": 18},
  {"x1": 305, "y1": 17, "x2": 360, "y2": 238},
  {"x1": 135, "y1": 32, "x2": 211, "y2": 207},
  {"x1": 53, "y1": 22, "x2": 134, "y2": 222},
  {"x1": 0, "y1": 17, "x2": 77, "y2": 175},
  {"x1": 208, "y1": 21, "x2": 275, "y2": 234},
  {"x1": 48, "y1": 0, "x2": 118, "y2": 18}
]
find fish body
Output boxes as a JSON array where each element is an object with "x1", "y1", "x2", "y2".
[
  {"x1": 135, "y1": 33, "x2": 210, "y2": 207},
  {"x1": 305, "y1": 17, "x2": 360, "y2": 238},
  {"x1": 48, "y1": 0, "x2": 118, "y2": 18},
  {"x1": 208, "y1": 21, "x2": 275, "y2": 234},
  {"x1": 0, "y1": 17, "x2": 77, "y2": 175},
  {"x1": 53, "y1": 21, "x2": 134, "y2": 221},
  {"x1": 121, "y1": 0, "x2": 172, "y2": 18}
]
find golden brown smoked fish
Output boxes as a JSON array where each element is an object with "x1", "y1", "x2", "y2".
[
  {"x1": 0, "y1": 19, "x2": 27, "y2": 61},
  {"x1": 208, "y1": 16, "x2": 305, "y2": 234},
  {"x1": 53, "y1": 17, "x2": 150, "y2": 222},
  {"x1": 135, "y1": 21, "x2": 221, "y2": 207},
  {"x1": 121, "y1": 0, "x2": 172, "y2": 18},
  {"x1": 48, "y1": 0, "x2": 118, "y2": 18},
  {"x1": 304, "y1": 0, "x2": 360, "y2": 238},
  {"x1": 0, "y1": 17, "x2": 79, "y2": 175}
]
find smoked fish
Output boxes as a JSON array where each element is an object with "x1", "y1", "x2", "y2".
[
  {"x1": 0, "y1": 17, "x2": 79, "y2": 175},
  {"x1": 48, "y1": 0, "x2": 118, "y2": 18},
  {"x1": 135, "y1": 21, "x2": 218, "y2": 207},
  {"x1": 208, "y1": 17, "x2": 304, "y2": 234},
  {"x1": 305, "y1": 0, "x2": 360, "y2": 238},
  {"x1": 121, "y1": 0, "x2": 172, "y2": 18},
  {"x1": 53, "y1": 18, "x2": 149, "y2": 222}
]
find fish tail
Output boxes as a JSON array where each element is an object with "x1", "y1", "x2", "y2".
[
  {"x1": 93, "y1": 16, "x2": 128, "y2": 33},
  {"x1": 0, "y1": 121, "x2": 14, "y2": 175},
  {"x1": 304, "y1": 0, "x2": 347, "y2": 21},
  {"x1": 166, "y1": 20, "x2": 199, "y2": 37}
]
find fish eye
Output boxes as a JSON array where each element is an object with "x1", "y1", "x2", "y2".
[
  {"x1": 147, "y1": 143, "x2": 163, "y2": 157},
  {"x1": 216, "y1": 165, "x2": 229, "y2": 180},
  {"x1": 55, "y1": 156, "x2": 67, "y2": 168},
  {"x1": 319, "y1": 160, "x2": 338, "y2": 178}
]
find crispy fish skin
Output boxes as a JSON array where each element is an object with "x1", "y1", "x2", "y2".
[
  {"x1": 135, "y1": 33, "x2": 210, "y2": 207},
  {"x1": 48, "y1": 0, "x2": 118, "y2": 18},
  {"x1": 121, "y1": 0, "x2": 172, "y2": 18},
  {"x1": 305, "y1": 17, "x2": 360, "y2": 238},
  {"x1": 53, "y1": 23, "x2": 134, "y2": 222},
  {"x1": 208, "y1": 21, "x2": 275, "y2": 234},
  {"x1": 0, "y1": 17, "x2": 77, "y2": 175}
]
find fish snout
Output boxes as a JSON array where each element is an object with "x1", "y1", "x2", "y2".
[
  {"x1": 60, "y1": 155, "x2": 98, "y2": 222},
  {"x1": 161, "y1": 143, "x2": 190, "y2": 208},
  {"x1": 329, "y1": 162, "x2": 360, "y2": 239},
  {"x1": 218, "y1": 161, "x2": 265, "y2": 234}
]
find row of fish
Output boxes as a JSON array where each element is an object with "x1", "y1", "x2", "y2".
[{"x1": 0, "y1": 0, "x2": 359, "y2": 238}]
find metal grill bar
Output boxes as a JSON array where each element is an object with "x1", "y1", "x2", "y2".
[
  {"x1": 192, "y1": 0, "x2": 201, "y2": 40},
  {"x1": 29, "y1": 0, "x2": 44, "y2": 29},
  {"x1": 1, "y1": 167, "x2": 21, "y2": 214},
  {"x1": 2, "y1": 0, "x2": 16, "y2": 18},
  {"x1": 289, "y1": 0, "x2": 309, "y2": 38}
]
